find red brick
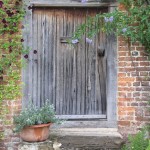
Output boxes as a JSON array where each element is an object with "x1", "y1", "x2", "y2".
[
  {"x1": 140, "y1": 62, "x2": 150, "y2": 66},
  {"x1": 127, "y1": 93, "x2": 132, "y2": 98},
  {"x1": 119, "y1": 107, "x2": 135, "y2": 112},
  {"x1": 141, "y1": 82, "x2": 149, "y2": 86},
  {"x1": 118, "y1": 62, "x2": 126, "y2": 66},
  {"x1": 145, "y1": 110, "x2": 150, "y2": 116},
  {"x1": 135, "y1": 97, "x2": 149, "y2": 101},
  {"x1": 119, "y1": 57, "x2": 136, "y2": 61},
  {"x1": 133, "y1": 82, "x2": 140, "y2": 86},
  {"x1": 118, "y1": 51, "x2": 129, "y2": 56},
  {"x1": 131, "y1": 72, "x2": 139, "y2": 76},
  {"x1": 118, "y1": 102, "x2": 127, "y2": 106},
  {"x1": 133, "y1": 92, "x2": 140, "y2": 97},
  {"x1": 118, "y1": 110, "x2": 126, "y2": 116},
  {"x1": 118, "y1": 87, "x2": 134, "y2": 92},
  {"x1": 137, "y1": 67, "x2": 150, "y2": 71},
  {"x1": 119, "y1": 67, "x2": 136, "y2": 72},
  {"x1": 136, "y1": 57, "x2": 148, "y2": 61},
  {"x1": 127, "y1": 112, "x2": 134, "y2": 116},
  {"x1": 141, "y1": 93, "x2": 150, "y2": 96},
  {"x1": 142, "y1": 87, "x2": 150, "y2": 91},
  {"x1": 118, "y1": 41, "x2": 128, "y2": 46},
  {"x1": 127, "y1": 72, "x2": 131, "y2": 76},
  {"x1": 136, "y1": 47, "x2": 145, "y2": 51},
  {"x1": 136, "y1": 77, "x2": 150, "y2": 81},
  {"x1": 118, "y1": 77, "x2": 135, "y2": 82},
  {"x1": 135, "y1": 87, "x2": 142, "y2": 91},
  {"x1": 118, "y1": 92, "x2": 126, "y2": 97},
  {"x1": 118, "y1": 82, "x2": 128, "y2": 86},
  {"x1": 138, "y1": 102, "x2": 148, "y2": 106},
  {"x1": 118, "y1": 73, "x2": 126, "y2": 77},
  {"x1": 140, "y1": 72, "x2": 149, "y2": 76},
  {"x1": 130, "y1": 102, "x2": 138, "y2": 106},
  {"x1": 128, "y1": 62, "x2": 139, "y2": 67},
  {"x1": 136, "y1": 116, "x2": 150, "y2": 121},
  {"x1": 119, "y1": 116, "x2": 134, "y2": 121},
  {"x1": 130, "y1": 47, "x2": 137, "y2": 51},
  {"x1": 118, "y1": 121, "x2": 131, "y2": 126},
  {"x1": 118, "y1": 98, "x2": 134, "y2": 101}
]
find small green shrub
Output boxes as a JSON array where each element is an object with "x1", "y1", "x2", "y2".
[
  {"x1": 121, "y1": 129, "x2": 149, "y2": 150},
  {"x1": 13, "y1": 100, "x2": 61, "y2": 133}
]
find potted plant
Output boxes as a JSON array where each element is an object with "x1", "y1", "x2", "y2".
[{"x1": 13, "y1": 100, "x2": 61, "y2": 142}]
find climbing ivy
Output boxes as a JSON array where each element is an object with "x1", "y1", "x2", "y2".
[
  {"x1": 0, "y1": 0, "x2": 26, "y2": 138},
  {"x1": 73, "y1": 0, "x2": 150, "y2": 55}
]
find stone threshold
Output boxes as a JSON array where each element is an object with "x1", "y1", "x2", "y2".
[
  {"x1": 49, "y1": 128, "x2": 124, "y2": 150},
  {"x1": 18, "y1": 128, "x2": 124, "y2": 150}
]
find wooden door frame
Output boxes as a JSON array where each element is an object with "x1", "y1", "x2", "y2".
[{"x1": 22, "y1": 0, "x2": 118, "y2": 128}]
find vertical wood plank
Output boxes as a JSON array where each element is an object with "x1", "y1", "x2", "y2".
[
  {"x1": 52, "y1": 9, "x2": 56, "y2": 108},
  {"x1": 46, "y1": 10, "x2": 54, "y2": 104},
  {"x1": 58, "y1": 9, "x2": 65, "y2": 115},
  {"x1": 32, "y1": 10, "x2": 38, "y2": 106},
  {"x1": 25, "y1": 7, "x2": 109, "y2": 117},
  {"x1": 96, "y1": 31, "x2": 107, "y2": 114},
  {"x1": 37, "y1": 9, "x2": 42, "y2": 107},
  {"x1": 44, "y1": 9, "x2": 50, "y2": 103},
  {"x1": 41, "y1": 9, "x2": 45, "y2": 106},
  {"x1": 22, "y1": 0, "x2": 33, "y2": 107}
]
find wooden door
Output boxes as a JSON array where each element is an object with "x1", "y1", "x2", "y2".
[{"x1": 25, "y1": 7, "x2": 108, "y2": 119}]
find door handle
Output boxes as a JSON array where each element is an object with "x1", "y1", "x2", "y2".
[{"x1": 98, "y1": 46, "x2": 105, "y2": 57}]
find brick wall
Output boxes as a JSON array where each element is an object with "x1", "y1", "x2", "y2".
[
  {"x1": 0, "y1": 3, "x2": 150, "y2": 150},
  {"x1": 0, "y1": 0, "x2": 23, "y2": 149},
  {"x1": 0, "y1": 100, "x2": 21, "y2": 150},
  {"x1": 117, "y1": 37, "x2": 150, "y2": 136},
  {"x1": 117, "y1": 3, "x2": 150, "y2": 137}
]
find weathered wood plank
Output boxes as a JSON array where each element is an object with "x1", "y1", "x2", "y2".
[
  {"x1": 37, "y1": 10, "x2": 41, "y2": 107},
  {"x1": 62, "y1": 11, "x2": 67, "y2": 114},
  {"x1": 23, "y1": 3, "x2": 117, "y2": 127},
  {"x1": 75, "y1": 9, "x2": 83, "y2": 115},
  {"x1": 44, "y1": 10, "x2": 49, "y2": 103},
  {"x1": 47, "y1": 9, "x2": 53, "y2": 106},
  {"x1": 41, "y1": 9, "x2": 45, "y2": 106},
  {"x1": 59, "y1": 9, "x2": 66, "y2": 115},
  {"x1": 96, "y1": 31, "x2": 107, "y2": 114},
  {"x1": 72, "y1": 10, "x2": 77, "y2": 115},
  {"x1": 26, "y1": 7, "x2": 108, "y2": 118},
  {"x1": 22, "y1": 0, "x2": 33, "y2": 107},
  {"x1": 52, "y1": 9, "x2": 56, "y2": 108},
  {"x1": 32, "y1": 10, "x2": 38, "y2": 106}
]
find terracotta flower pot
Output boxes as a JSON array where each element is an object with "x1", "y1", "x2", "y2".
[{"x1": 20, "y1": 123, "x2": 52, "y2": 142}]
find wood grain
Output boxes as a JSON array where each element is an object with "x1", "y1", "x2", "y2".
[{"x1": 24, "y1": 7, "x2": 109, "y2": 119}]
